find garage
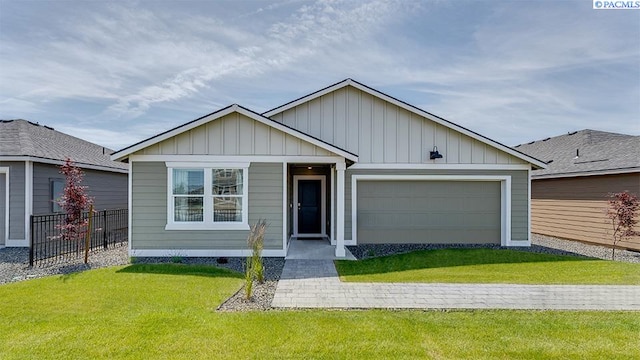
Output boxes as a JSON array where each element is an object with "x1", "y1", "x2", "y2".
[{"x1": 356, "y1": 180, "x2": 502, "y2": 244}]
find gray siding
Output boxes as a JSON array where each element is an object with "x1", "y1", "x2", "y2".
[
  {"x1": 32, "y1": 163, "x2": 127, "y2": 215},
  {"x1": 137, "y1": 112, "x2": 333, "y2": 157},
  {"x1": 270, "y1": 86, "x2": 527, "y2": 165},
  {"x1": 131, "y1": 161, "x2": 283, "y2": 250},
  {"x1": 357, "y1": 181, "x2": 501, "y2": 244},
  {"x1": 0, "y1": 161, "x2": 25, "y2": 240},
  {"x1": 344, "y1": 169, "x2": 529, "y2": 242}
]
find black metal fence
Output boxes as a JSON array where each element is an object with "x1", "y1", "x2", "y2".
[{"x1": 29, "y1": 208, "x2": 128, "y2": 266}]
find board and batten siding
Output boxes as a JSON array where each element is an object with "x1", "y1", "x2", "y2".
[
  {"x1": 269, "y1": 85, "x2": 527, "y2": 165},
  {"x1": 531, "y1": 173, "x2": 640, "y2": 251},
  {"x1": 0, "y1": 161, "x2": 25, "y2": 240},
  {"x1": 131, "y1": 161, "x2": 283, "y2": 250},
  {"x1": 32, "y1": 163, "x2": 127, "y2": 215},
  {"x1": 344, "y1": 169, "x2": 530, "y2": 242},
  {"x1": 137, "y1": 112, "x2": 333, "y2": 157}
]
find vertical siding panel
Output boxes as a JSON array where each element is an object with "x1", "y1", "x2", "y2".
[
  {"x1": 269, "y1": 128, "x2": 285, "y2": 155},
  {"x1": 284, "y1": 135, "x2": 299, "y2": 155},
  {"x1": 238, "y1": 115, "x2": 254, "y2": 155},
  {"x1": 434, "y1": 124, "x2": 447, "y2": 163},
  {"x1": 160, "y1": 137, "x2": 175, "y2": 155},
  {"x1": 207, "y1": 121, "x2": 223, "y2": 155},
  {"x1": 334, "y1": 88, "x2": 347, "y2": 149},
  {"x1": 223, "y1": 113, "x2": 238, "y2": 155},
  {"x1": 422, "y1": 119, "x2": 435, "y2": 157},
  {"x1": 359, "y1": 93, "x2": 373, "y2": 163},
  {"x1": 459, "y1": 134, "x2": 473, "y2": 163},
  {"x1": 371, "y1": 98, "x2": 385, "y2": 163},
  {"x1": 396, "y1": 108, "x2": 410, "y2": 162},
  {"x1": 409, "y1": 114, "x2": 423, "y2": 163},
  {"x1": 253, "y1": 121, "x2": 270, "y2": 154},
  {"x1": 321, "y1": 94, "x2": 334, "y2": 145},
  {"x1": 384, "y1": 104, "x2": 397, "y2": 163},
  {"x1": 282, "y1": 109, "x2": 296, "y2": 128},
  {"x1": 471, "y1": 140, "x2": 485, "y2": 164},
  {"x1": 485, "y1": 146, "x2": 498, "y2": 164},
  {"x1": 346, "y1": 87, "x2": 360, "y2": 154},
  {"x1": 295, "y1": 103, "x2": 309, "y2": 134},
  {"x1": 299, "y1": 140, "x2": 316, "y2": 155},
  {"x1": 446, "y1": 130, "x2": 460, "y2": 164},
  {"x1": 308, "y1": 98, "x2": 322, "y2": 138},
  {"x1": 496, "y1": 151, "x2": 510, "y2": 164},
  {"x1": 191, "y1": 126, "x2": 207, "y2": 154},
  {"x1": 144, "y1": 144, "x2": 160, "y2": 155},
  {"x1": 175, "y1": 132, "x2": 191, "y2": 154},
  {"x1": 271, "y1": 113, "x2": 283, "y2": 123}
]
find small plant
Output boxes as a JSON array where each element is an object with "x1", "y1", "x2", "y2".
[
  {"x1": 366, "y1": 248, "x2": 376, "y2": 258},
  {"x1": 606, "y1": 191, "x2": 639, "y2": 260},
  {"x1": 129, "y1": 256, "x2": 139, "y2": 264},
  {"x1": 216, "y1": 257, "x2": 228, "y2": 264},
  {"x1": 244, "y1": 219, "x2": 267, "y2": 300},
  {"x1": 171, "y1": 256, "x2": 183, "y2": 264}
]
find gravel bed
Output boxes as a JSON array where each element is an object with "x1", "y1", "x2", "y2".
[
  {"x1": 347, "y1": 235, "x2": 640, "y2": 263},
  {"x1": 0, "y1": 244, "x2": 129, "y2": 285}
]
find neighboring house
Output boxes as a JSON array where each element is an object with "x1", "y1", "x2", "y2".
[
  {"x1": 111, "y1": 79, "x2": 546, "y2": 257},
  {"x1": 0, "y1": 119, "x2": 129, "y2": 247},
  {"x1": 516, "y1": 129, "x2": 640, "y2": 251}
]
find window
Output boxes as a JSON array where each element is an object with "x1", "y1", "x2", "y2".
[
  {"x1": 50, "y1": 179, "x2": 64, "y2": 213},
  {"x1": 166, "y1": 164, "x2": 248, "y2": 230}
]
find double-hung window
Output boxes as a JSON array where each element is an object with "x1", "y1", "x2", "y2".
[{"x1": 166, "y1": 163, "x2": 249, "y2": 230}]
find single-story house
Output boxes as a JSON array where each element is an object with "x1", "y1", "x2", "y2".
[
  {"x1": 516, "y1": 129, "x2": 640, "y2": 251},
  {"x1": 0, "y1": 119, "x2": 129, "y2": 247},
  {"x1": 111, "y1": 79, "x2": 546, "y2": 257}
]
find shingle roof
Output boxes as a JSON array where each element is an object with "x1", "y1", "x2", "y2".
[
  {"x1": 514, "y1": 129, "x2": 639, "y2": 179},
  {"x1": 0, "y1": 119, "x2": 128, "y2": 171}
]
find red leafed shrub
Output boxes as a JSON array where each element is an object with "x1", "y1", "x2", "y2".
[
  {"x1": 606, "y1": 191, "x2": 639, "y2": 260},
  {"x1": 56, "y1": 158, "x2": 93, "y2": 242}
]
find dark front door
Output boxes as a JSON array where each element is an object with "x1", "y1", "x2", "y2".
[{"x1": 298, "y1": 180, "x2": 322, "y2": 234}]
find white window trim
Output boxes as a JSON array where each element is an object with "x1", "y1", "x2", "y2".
[{"x1": 165, "y1": 163, "x2": 249, "y2": 231}]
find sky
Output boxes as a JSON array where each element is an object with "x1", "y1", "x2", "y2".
[{"x1": 0, "y1": 0, "x2": 639, "y2": 151}]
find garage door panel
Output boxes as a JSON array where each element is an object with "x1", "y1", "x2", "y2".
[{"x1": 357, "y1": 180, "x2": 501, "y2": 244}]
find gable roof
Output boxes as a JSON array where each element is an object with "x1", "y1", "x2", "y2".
[
  {"x1": 263, "y1": 78, "x2": 547, "y2": 169},
  {"x1": 110, "y1": 104, "x2": 358, "y2": 162},
  {"x1": 515, "y1": 129, "x2": 640, "y2": 179},
  {"x1": 0, "y1": 119, "x2": 128, "y2": 173}
]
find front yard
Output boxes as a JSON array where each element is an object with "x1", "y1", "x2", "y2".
[
  {"x1": 1, "y1": 263, "x2": 639, "y2": 359},
  {"x1": 335, "y1": 248, "x2": 640, "y2": 284}
]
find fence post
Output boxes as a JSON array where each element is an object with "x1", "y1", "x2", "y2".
[
  {"x1": 103, "y1": 210, "x2": 108, "y2": 249},
  {"x1": 29, "y1": 215, "x2": 34, "y2": 267}
]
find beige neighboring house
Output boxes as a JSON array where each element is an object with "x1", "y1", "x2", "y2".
[
  {"x1": 516, "y1": 129, "x2": 640, "y2": 251},
  {"x1": 111, "y1": 79, "x2": 546, "y2": 258},
  {"x1": 0, "y1": 119, "x2": 129, "y2": 247}
]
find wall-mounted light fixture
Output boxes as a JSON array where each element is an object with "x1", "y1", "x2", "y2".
[{"x1": 429, "y1": 146, "x2": 443, "y2": 160}]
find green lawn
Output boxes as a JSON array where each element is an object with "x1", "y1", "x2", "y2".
[
  {"x1": 1, "y1": 264, "x2": 639, "y2": 359},
  {"x1": 335, "y1": 248, "x2": 640, "y2": 284}
]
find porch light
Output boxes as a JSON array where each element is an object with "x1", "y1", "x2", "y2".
[
  {"x1": 429, "y1": 146, "x2": 443, "y2": 160},
  {"x1": 307, "y1": 166, "x2": 313, "y2": 170}
]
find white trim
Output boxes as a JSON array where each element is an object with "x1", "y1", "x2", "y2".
[
  {"x1": 350, "y1": 174, "x2": 514, "y2": 247},
  {"x1": 282, "y1": 162, "x2": 288, "y2": 253},
  {"x1": 0, "y1": 156, "x2": 128, "y2": 173},
  {"x1": 6, "y1": 239, "x2": 28, "y2": 247},
  {"x1": 111, "y1": 104, "x2": 358, "y2": 162},
  {"x1": 130, "y1": 248, "x2": 287, "y2": 257},
  {"x1": 131, "y1": 154, "x2": 346, "y2": 163},
  {"x1": 349, "y1": 163, "x2": 531, "y2": 170},
  {"x1": 24, "y1": 161, "x2": 32, "y2": 248},
  {"x1": 335, "y1": 161, "x2": 346, "y2": 257},
  {"x1": 128, "y1": 160, "x2": 133, "y2": 254},
  {"x1": 262, "y1": 79, "x2": 546, "y2": 169},
  {"x1": 532, "y1": 167, "x2": 640, "y2": 180},
  {"x1": 166, "y1": 161, "x2": 250, "y2": 169},
  {"x1": 165, "y1": 164, "x2": 249, "y2": 231},
  {"x1": 508, "y1": 240, "x2": 530, "y2": 247},
  {"x1": 330, "y1": 166, "x2": 335, "y2": 245},
  {"x1": 292, "y1": 175, "x2": 326, "y2": 237},
  {"x1": 527, "y1": 167, "x2": 532, "y2": 245},
  {"x1": 0, "y1": 167, "x2": 8, "y2": 246}
]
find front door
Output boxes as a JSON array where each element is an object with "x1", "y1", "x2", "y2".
[
  {"x1": 293, "y1": 175, "x2": 326, "y2": 237},
  {"x1": 298, "y1": 180, "x2": 321, "y2": 234}
]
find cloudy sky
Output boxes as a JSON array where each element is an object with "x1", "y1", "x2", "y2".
[{"x1": 1, "y1": 0, "x2": 638, "y2": 151}]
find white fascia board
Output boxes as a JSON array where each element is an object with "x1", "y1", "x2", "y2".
[
  {"x1": 532, "y1": 168, "x2": 640, "y2": 180},
  {"x1": 263, "y1": 79, "x2": 546, "y2": 169},
  {"x1": 0, "y1": 156, "x2": 128, "y2": 174},
  {"x1": 349, "y1": 163, "x2": 531, "y2": 170},
  {"x1": 130, "y1": 249, "x2": 287, "y2": 257},
  {"x1": 111, "y1": 104, "x2": 357, "y2": 163},
  {"x1": 130, "y1": 154, "x2": 346, "y2": 163}
]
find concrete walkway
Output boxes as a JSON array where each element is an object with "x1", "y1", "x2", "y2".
[{"x1": 271, "y1": 260, "x2": 640, "y2": 310}]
